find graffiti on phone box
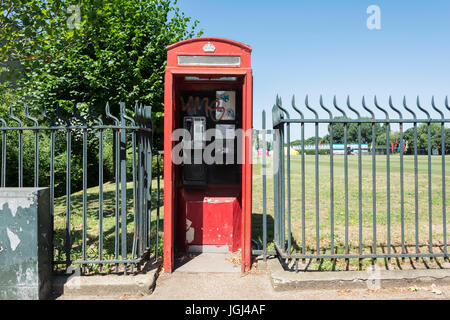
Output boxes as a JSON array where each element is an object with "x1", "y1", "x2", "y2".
[{"x1": 180, "y1": 96, "x2": 226, "y2": 122}]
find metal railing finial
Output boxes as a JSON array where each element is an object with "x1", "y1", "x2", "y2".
[
  {"x1": 305, "y1": 94, "x2": 318, "y2": 119},
  {"x1": 402, "y1": 96, "x2": 416, "y2": 120},
  {"x1": 362, "y1": 96, "x2": 375, "y2": 118},
  {"x1": 73, "y1": 102, "x2": 87, "y2": 125},
  {"x1": 374, "y1": 96, "x2": 389, "y2": 119},
  {"x1": 431, "y1": 96, "x2": 444, "y2": 120},
  {"x1": 388, "y1": 96, "x2": 402, "y2": 119},
  {"x1": 56, "y1": 103, "x2": 71, "y2": 127},
  {"x1": 41, "y1": 104, "x2": 55, "y2": 126},
  {"x1": 416, "y1": 96, "x2": 430, "y2": 120},
  {"x1": 346, "y1": 95, "x2": 360, "y2": 119},
  {"x1": 105, "y1": 101, "x2": 119, "y2": 125},
  {"x1": 9, "y1": 104, "x2": 22, "y2": 127},
  {"x1": 319, "y1": 95, "x2": 333, "y2": 119},
  {"x1": 25, "y1": 104, "x2": 39, "y2": 126},
  {"x1": 277, "y1": 95, "x2": 290, "y2": 119},
  {"x1": 89, "y1": 103, "x2": 103, "y2": 125},
  {"x1": 122, "y1": 102, "x2": 135, "y2": 126},
  {"x1": 333, "y1": 95, "x2": 347, "y2": 118},
  {"x1": 272, "y1": 95, "x2": 284, "y2": 126},
  {"x1": 292, "y1": 95, "x2": 304, "y2": 119}
]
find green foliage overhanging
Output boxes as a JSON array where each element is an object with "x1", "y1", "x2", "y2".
[
  {"x1": 1, "y1": 0, "x2": 203, "y2": 149},
  {"x1": 0, "y1": 0, "x2": 202, "y2": 194}
]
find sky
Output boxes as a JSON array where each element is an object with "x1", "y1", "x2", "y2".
[{"x1": 176, "y1": 0, "x2": 450, "y2": 139}]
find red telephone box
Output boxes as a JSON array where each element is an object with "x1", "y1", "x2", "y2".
[{"x1": 163, "y1": 37, "x2": 252, "y2": 272}]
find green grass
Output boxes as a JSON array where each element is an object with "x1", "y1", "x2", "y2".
[
  {"x1": 53, "y1": 178, "x2": 164, "y2": 273},
  {"x1": 252, "y1": 154, "x2": 450, "y2": 270},
  {"x1": 53, "y1": 153, "x2": 449, "y2": 272}
]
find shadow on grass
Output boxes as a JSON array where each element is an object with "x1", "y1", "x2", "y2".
[
  {"x1": 275, "y1": 238, "x2": 450, "y2": 272},
  {"x1": 54, "y1": 181, "x2": 164, "y2": 218},
  {"x1": 53, "y1": 181, "x2": 164, "y2": 270},
  {"x1": 251, "y1": 213, "x2": 274, "y2": 250}
]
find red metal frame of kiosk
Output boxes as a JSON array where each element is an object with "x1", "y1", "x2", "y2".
[{"x1": 163, "y1": 37, "x2": 252, "y2": 272}]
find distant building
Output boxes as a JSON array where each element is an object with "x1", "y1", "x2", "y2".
[{"x1": 292, "y1": 143, "x2": 369, "y2": 155}]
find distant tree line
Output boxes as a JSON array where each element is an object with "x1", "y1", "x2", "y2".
[{"x1": 290, "y1": 117, "x2": 450, "y2": 155}]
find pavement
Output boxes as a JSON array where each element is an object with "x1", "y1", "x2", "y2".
[
  {"x1": 52, "y1": 254, "x2": 450, "y2": 300},
  {"x1": 174, "y1": 252, "x2": 241, "y2": 273},
  {"x1": 268, "y1": 256, "x2": 450, "y2": 291}
]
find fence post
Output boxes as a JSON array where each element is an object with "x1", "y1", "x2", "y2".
[
  {"x1": 120, "y1": 103, "x2": 128, "y2": 274},
  {"x1": 144, "y1": 106, "x2": 152, "y2": 252},
  {"x1": 262, "y1": 110, "x2": 267, "y2": 261},
  {"x1": 156, "y1": 152, "x2": 161, "y2": 259}
]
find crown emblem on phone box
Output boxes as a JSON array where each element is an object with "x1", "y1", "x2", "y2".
[{"x1": 203, "y1": 42, "x2": 215, "y2": 53}]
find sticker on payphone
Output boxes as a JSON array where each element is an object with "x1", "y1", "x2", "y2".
[{"x1": 216, "y1": 91, "x2": 235, "y2": 121}]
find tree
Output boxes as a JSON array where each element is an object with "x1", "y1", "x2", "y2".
[
  {"x1": 431, "y1": 128, "x2": 450, "y2": 154},
  {"x1": 376, "y1": 130, "x2": 401, "y2": 148},
  {"x1": 1, "y1": 0, "x2": 203, "y2": 150},
  {"x1": 0, "y1": 69, "x2": 13, "y2": 105},
  {"x1": 403, "y1": 123, "x2": 442, "y2": 153},
  {"x1": 1, "y1": 0, "x2": 202, "y2": 193},
  {"x1": 322, "y1": 117, "x2": 383, "y2": 144}
]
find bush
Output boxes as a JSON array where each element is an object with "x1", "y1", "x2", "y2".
[
  {"x1": 152, "y1": 153, "x2": 164, "y2": 177},
  {"x1": 303, "y1": 149, "x2": 330, "y2": 155}
]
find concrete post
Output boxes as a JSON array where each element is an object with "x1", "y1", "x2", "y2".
[{"x1": 0, "y1": 188, "x2": 51, "y2": 300}]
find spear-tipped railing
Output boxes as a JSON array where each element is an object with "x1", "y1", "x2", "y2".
[
  {"x1": 0, "y1": 102, "x2": 158, "y2": 274},
  {"x1": 265, "y1": 95, "x2": 450, "y2": 268}
]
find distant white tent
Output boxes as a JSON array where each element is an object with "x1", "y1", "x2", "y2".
[{"x1": 284, "y1": 146, "x2": 298, "y2": 156}]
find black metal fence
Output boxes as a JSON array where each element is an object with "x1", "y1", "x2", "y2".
[
  {"x1": 0, "y1": 102, "x2": 160, "y2": 274},
  {"x1": 255, "y1": 95, "x2": 450, "y2": 269}
]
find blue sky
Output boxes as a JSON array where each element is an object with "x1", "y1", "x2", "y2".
[{"x1": 176, "y1": 0, "x2": 450, "y2": 138}]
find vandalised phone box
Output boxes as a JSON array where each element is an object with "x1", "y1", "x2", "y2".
[{"x1": 163, "y1": 38, "x2": 253, "y2": 272}]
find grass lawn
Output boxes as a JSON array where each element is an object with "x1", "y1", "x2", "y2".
[
  {"x1": 53, "y1": 178, "x2": 164, "y2": 273},
  {"x1": 252, "y1": 154, "x2": 450, "y2": 270},
  {"x1": 53, "y1": 153, "x2": 449, "y2": 272}
]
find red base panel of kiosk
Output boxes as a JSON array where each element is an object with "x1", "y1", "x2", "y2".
[{"x1": 178, "y1": 186, "x2": 242, "y2": 253}]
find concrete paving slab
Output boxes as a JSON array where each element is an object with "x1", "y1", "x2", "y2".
[
  {"x1": 51, "y1": 261, "x2": 160, "y2": 298},
  {"x1": 266, "y1": 257, "x2": 450, "y2": 291},
  {"x1": 54, "y1": 259, "x2": 450, "y2": 300},
  {"x1": 55, "y1": 271, "x2": 450, "y2": 300},
  {"x1": 174, "y1": 252, "x2": 241, "y2": 273},
  {"x1": 144, "y1": 268, "x2": 450, "y2": 300},
  {"x1": 52, "y1": 257, "x2": 450, "y2": 300}
]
